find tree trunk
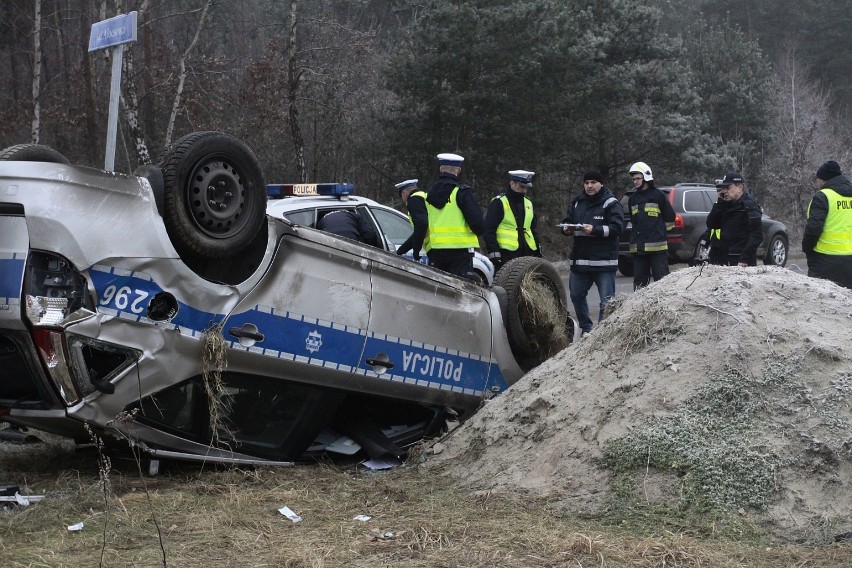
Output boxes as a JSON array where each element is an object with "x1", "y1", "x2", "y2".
[
  {"x1": 164, "y1": 0, "x2": 212, "y2": 148},
  {"x1": 119, "y1": 0, "x2": 151, "y2": 166},
  {"x1": 287, "y1": 0, "x2": 306, "y2": 182},
  {"x1": 31, "y1": 0, "x2": 42, "y2": 143}
]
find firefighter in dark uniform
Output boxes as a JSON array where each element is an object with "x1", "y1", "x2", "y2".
[
  {"x1": 561, "y1": 170, "x2": 624, "y2": 334},
  {"x1": 483, "y1": 169, "x2": 541, "y2": 271},
  {"x1": 316, "y1": 209, "x2": 380, "y2": 247},
  {"x1": 394, "y1": 178, "x2": 428, "y2": 261},
  {"x1": 803, "y1": 160, "x2": 852, "y2": 289},
  {"x1": 424, "y1": 153, "x2": 484, "y2": 280},
  {"x1": 627, "y1": 162, "x2": 675, "y2": 289},
  {"x1": 706, "y1": 172, "x2": 762, "y2": 267}
]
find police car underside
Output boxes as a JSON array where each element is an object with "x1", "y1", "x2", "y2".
[{"x1": 0, "y1": 135, "x2": 565, "y2": 465}]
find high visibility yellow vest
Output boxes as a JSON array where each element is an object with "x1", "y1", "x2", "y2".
[
  {"x1": 812, "y1": 187, "x2": 852, "y2": 255},
  {"x1": 425, "y1": 187, "x2": 479, "y2": 251},
  {"x1": 493, "y1": 195, "x2": 537, "y2": 251},
  {"x1": 406, "y1": 191, "x2": 430, "y2": 249}
]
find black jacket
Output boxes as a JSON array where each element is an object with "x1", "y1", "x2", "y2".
[
  {"x1": 627, "y1": 185, "x2": 675, "y2": 254},
  {"x1": 316, "y1": 209, "x2": 379, "y2": 247},
  {"x1": 803, "y1": 174, "x2": 852, "y2": 254},
  {"x1": 425, "y1": 172, "x2": 484, "y2": 261},
  {"x1": 561, "y1": 186, "x2": 624, "y2": 272},
  {"x1": 483, "y1": 188, "x2": 541, "y2": 260},
  {"x1": 706, "y1": 192, "x2": 763, "y2": 264},
  {"x1": 396, "y1": 192, "x2": 428, "y2": 259}
]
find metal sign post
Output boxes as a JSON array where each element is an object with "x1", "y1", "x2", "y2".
[{"x1": 88, "y1": 12, "x2": 138, "y2": 171}]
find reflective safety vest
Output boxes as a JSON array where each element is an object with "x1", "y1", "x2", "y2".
[
  {"x1": 425, "y1": 187, "x2": 479, "y2": 251},
  {"x1": 812, "y1": 187, "x2": 852, "y2": 255},
  {"x1": 494, "y1": 195, "x2": 537, "y2": 251},
  {"x1": 407, "y1": 190, "x2": 430, "y2": 249}
]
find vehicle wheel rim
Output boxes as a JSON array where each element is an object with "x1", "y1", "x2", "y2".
[
  {"x1": 772, "y1": 239, "x2": 786, "y2": 264},
  {"x1": 187, "y1": 157, "x2": 248, "y2": 239}
]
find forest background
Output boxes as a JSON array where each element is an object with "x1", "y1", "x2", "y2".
[{"x1": 2, "y1": 0, "x2": 850, "y2": 256}]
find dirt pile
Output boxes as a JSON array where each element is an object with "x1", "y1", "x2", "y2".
[{"x1": 432, "y1": 265, "x2": 852, "y2": 543}]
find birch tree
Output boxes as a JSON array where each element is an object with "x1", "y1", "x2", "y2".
[
  {"x1": 31, "y1": 0, "x2": 42, "y2": 143},
  {"x1": 164, "y1": 0, "x2": 212, "y2": 148}
]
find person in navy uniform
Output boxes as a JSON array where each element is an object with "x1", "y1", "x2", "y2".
[
  {"x1": 803, "y1": 160, "x2": 852, "y2": 289},
  {"x1": 316, "y1": 209, "x2": 380, "y2": 247},
  {"x1": 424, "y1": 153, "x2": 484, "y2": 280},
  {"x1": 394, "y1": 178, "x2": 428, "y2": 260},
  {"x1": 626, "y1": 162, "x2": 675, "y2": 289},
  {"x1": 561, "y1": 170, "x2": 624, "y2": 334},
  {"x1": 706, "y1": 172, "x2": 762, "y2": 267},
  {"x1": 483, "y1": 170, "x2": 541, "y2": 271}
]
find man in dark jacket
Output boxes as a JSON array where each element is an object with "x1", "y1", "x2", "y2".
[
  {"x1": 627, "y1": 161, "x2": 675, "y2": 289},
  {"x1": 316, "y1": 209, "x2": 380, "y2": 247},
  {"x1": 424, "y1": 153, "x2": 484, "y2": 280},
  {"x1": 483, "y1": 169, "x2": 541, "y2": 271},
  {"x1": 802, "y1": 160, "x2": 852, "y2": 289},
  {"x1": 706, "y1": 172, "x2": 762, "y2": 267},
  {"x1": 394, "y1": 178, "x2": 428, "y2": 260},
  {"x1": 561, "y1": 170, "x2": 624, "y2": 334}
]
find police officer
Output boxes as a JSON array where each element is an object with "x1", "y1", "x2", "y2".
[
  {"x1": 316, "y1": 209, "x2": 380, "y2": 247},
  {"x1": 706, "y1": 172, "x2": 762, "y2": 267},
  {"x1": 561, "y1": 170, "x2": 624, "y2": 334},
  {"x1": 394, "y1": 178, "x2": 428, "y2": 260},
  {"x1": 424, "y1": 153, "x2": 484, "y2": 280},
  {"x1": 484, "y1": 170, "x2": 541, "y2": 271},
  {"x1": 626, "y1": 162, "x2": 675, "y2": 289},
  {"x1": 803, "y1": 160, "x2": 852, "y2": 289}
]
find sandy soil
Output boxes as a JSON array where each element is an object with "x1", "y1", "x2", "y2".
[{"x1": 431, "y1": 264, "x2": 852, "y2": 543}]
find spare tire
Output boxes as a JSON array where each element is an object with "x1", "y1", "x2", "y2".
[
  {"x1": 495, "y1": 256, "x2": 571, "y2": 371},
  {"x1": 0, "y1": 144, "x2": 69, "y2": 163},
  {"x1": 159, "y1": 132, "x2": 266, "y2": 261}
]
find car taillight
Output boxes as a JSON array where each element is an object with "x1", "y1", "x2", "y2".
[
  {"x1": 32, "y1": 328, "x2": 80, "y2": 405},
  {"x1": 673, "y1": 214, "x2": 684, "y2": 229},
  {"x1": 26, "y1": 253, "x2": 138, "y2": 403},
  {"x1": 24, "y1": 252, "x2": 95, "y2": 328}
]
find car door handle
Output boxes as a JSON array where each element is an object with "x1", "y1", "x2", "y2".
[
  {"x1": 365, "y1": 356, "x2": 394, "y2": 370},
  {"x1": 229, "y1": 326, "x2": 265, "y2": 342}
]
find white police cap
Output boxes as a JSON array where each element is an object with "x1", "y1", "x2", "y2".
[
  {"x1": 508, "y1": 170, "x2": 535, "y2": 187},
  {"x1": 394, "y1": 178, "x2": 418, "y2": 193},
  {"x1": 437, "y1": 153, "x2": 464, "y2": 167}
]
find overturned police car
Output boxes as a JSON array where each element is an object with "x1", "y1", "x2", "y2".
[{"x1": 0, "y1": 132, "x2": 575, "y2": 465}]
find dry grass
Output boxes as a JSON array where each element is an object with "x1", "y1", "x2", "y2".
[
  {"x1": 2, "y1": 440, "x2": 851, "y2": 567},
  {"x1": 518, "y1": 271, "x2": 570, "y2": 359}
]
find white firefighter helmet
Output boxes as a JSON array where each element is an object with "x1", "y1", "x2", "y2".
[{"x1": 629, "y1": 162, "x2": 653, "y2": 182}]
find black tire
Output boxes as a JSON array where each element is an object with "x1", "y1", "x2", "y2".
[
  {"x1": 618, "y1": 255, "x2": 634, "y2": 277},
  {"x1": 159, "y1": 132, "x2": 266, "y2": 261},
  {"x1": 763, "y1": 234, "x2": 788, "y2": 267},
  {"x1": 495, "y1": 256, "x2": 569, "y2": 371},
  {"x1": 0, "y1": 144, "x2": 69, "y2": 164}
]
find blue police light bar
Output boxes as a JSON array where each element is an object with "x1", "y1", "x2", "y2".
[{"x1": 266, "y1": 183, "x2": 355, "y2": 199}]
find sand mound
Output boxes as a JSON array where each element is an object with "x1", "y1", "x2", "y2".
[{"x1": 432, "y1": 265, "x2": 852, "y2": 543}]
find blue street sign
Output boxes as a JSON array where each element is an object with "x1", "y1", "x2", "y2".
[{"x1": 88, "y1": 12, "x2": 138, "y2": 52}]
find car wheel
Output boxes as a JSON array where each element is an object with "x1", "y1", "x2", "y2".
[
  {"x1": 159, "y1": 131, "x2": 267, "y2": 261},
  {"x1": 693, "y1": 233, "x2": 711, "y2": 264},
  {"x1": 0, "y1": 144, "x2": 69, "y2": 164},
  {"x1": 617, "y1": 255, "x2": 634, "y2": 277},
  {"x1": 495, "y1": 256, "x2": 570, "y2": 371},
  {"x1": 764, "y1": 234, "x2": 788, "y2": 267}
]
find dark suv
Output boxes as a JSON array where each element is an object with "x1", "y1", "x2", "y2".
[{"x1": 618, "y1": 183, "x2": 788, "y2": 276}]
